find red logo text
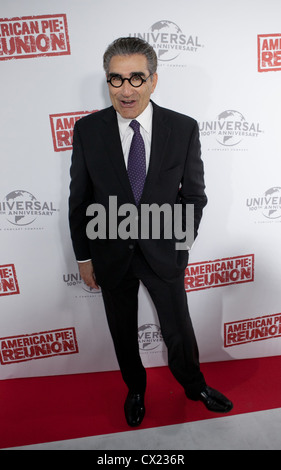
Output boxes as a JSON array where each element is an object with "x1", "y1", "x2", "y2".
[
  {"x1": 185, "y1": 254, "x2": 254, "y2": 292},
  {"x1": 49, "y1": 110, "x2": 98, "y2": 151},
  {"x1": 0, "y1": 14, "x2": 71, "y2": 61},
  {"x1": 258, "y1": 34, "x2": 281, "y2": 72},
  {"x1": 0, "y1": 264, "x2": 20, "y2": 296},
  {"x1": 0, "y1": 327, "x2": 79, "y2": 364},
  {"x1": 224, "y1": 313, "x2": 281, "y2": 347}
]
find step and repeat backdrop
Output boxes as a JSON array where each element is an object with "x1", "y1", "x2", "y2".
[{"x1": 1, "y1": 0, "x2": 281, "y2": 380}]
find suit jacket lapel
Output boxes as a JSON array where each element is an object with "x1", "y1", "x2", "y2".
[
  {"x1": 140, "y1": 101, "x2": 171, "y2": 203},
  {"x1": 101, "y1": 107, "x2": 135, "y2": 203}
]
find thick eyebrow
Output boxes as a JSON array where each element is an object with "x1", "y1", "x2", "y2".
[{"x1": 108, "y1": 71, "x2": 146, "y2": 78}]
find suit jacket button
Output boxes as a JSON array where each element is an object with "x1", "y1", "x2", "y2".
[{"x1": 128, "y1": 244, "x2": 134, "y2": 249}]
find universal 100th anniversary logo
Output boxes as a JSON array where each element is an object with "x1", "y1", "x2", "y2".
[
  {"x1": 246, "y1": 187, "x2": 281, "y2": 223},
  {"x1": 199, "y1": 110, "x2": 264, "y2": 152},
  {"x1": 0, "y1": 190, "x2": 58, "y2": 230},
  {"x1": 129, "y1": 20, "x2": 203, "y2": 67}
]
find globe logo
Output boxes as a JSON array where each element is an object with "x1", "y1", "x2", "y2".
[
  {"x1": 4, "y1": 190, "x2": 38, "y2": 226},
  {"x1": 138, "y1": 323, "x2": 163, "y2": 350},
  {"x1": 1, "y1": 190, "x2": 57, "y2": 227},
  {"x1": 262, "y1": 187, "x2": 281, "y2": 219},
  {"x1": 216, "y1": 110, "x2": 246, "y2": 146},
  {"x1": 149, "y1": 20, "x2": 182, "y2": 61}
]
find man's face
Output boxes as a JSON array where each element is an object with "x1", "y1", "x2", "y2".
[{"x1": 107, "y1": 54, "x2": 158, "y2": 119}]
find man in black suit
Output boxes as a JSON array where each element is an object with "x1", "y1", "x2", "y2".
[{"x1": 69, "y1": 37, "x2": 233, "y2": 426}]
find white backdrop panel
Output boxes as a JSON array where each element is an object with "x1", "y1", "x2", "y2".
[{"x1": 0, "y1": 0, "x2": 281, "y2": 379}]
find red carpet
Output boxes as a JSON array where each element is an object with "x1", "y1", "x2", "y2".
[{"x1": 0, "y1": 356, "x2": 281, "y2": 449}]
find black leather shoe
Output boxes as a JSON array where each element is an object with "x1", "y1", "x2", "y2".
[
  {"x1": 198, "y1": 386, "x2": 233, "y2": 413},
  {"x1": 124, "y1": 392, "x2": 145, "y2": 427}
]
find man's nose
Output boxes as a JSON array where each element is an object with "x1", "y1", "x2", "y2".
[{"x1": 121, "y1": 79, "x2": 134, "y2": 95}]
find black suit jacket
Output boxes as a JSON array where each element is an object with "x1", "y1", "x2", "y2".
[{"x1": 69, "y1": 101, "x2": 207, "y2": 289}]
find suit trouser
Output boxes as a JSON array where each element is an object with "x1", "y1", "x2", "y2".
[{"x1": 101, "y1": 245, "x2": 206, "y2": 399}]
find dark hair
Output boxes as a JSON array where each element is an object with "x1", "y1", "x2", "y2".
[{"x1": 103, "y1": 37, "x2": 157, "y2": 75}]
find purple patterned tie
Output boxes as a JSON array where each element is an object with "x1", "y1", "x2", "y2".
[{"x1": 127, "y1": 120, "x2": 146, "y2": 206}]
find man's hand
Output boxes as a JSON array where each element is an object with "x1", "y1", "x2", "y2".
[{"x1": 78, "y1": 260, "x2": 99, "y2": 289}]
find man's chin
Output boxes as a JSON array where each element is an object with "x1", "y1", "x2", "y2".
[{"x1": 118, "y1": 109, "x2": 139, "y2": 119}]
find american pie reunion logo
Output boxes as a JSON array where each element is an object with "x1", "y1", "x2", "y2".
[
  {"x1": 49, "y1": 110, "x2": 98, "y2": 152},
  {"x1": 185, "y1": 254, "x2": 254, "y2": 292},
  {"x1": 258, "y1": 34, "x2": 281, "y2": 72},
  {"x1": 0, "y1": 14, "x2": 70, "y2": 61},
  {"x1": 0, "y1": 264, "x2": 20, "y2": 296},
  {"x1": 0, "y1": 328, "x2": 79, "y2": 364},
  {"x1": 224, "y1": 313, "x2": 281, "y2": 347}
]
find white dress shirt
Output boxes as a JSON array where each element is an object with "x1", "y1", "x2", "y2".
[{"x1": 116, "y1": 101, "x2": 153, "y2": 172}]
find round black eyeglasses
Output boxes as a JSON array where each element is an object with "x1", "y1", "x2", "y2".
[{"x1": 107, "y1": 73, "x2": 153, "y2": 88}]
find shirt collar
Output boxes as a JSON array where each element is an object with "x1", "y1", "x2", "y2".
[{"x1": 117, "y1": 101, "x2": 153, "y2": 137}]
